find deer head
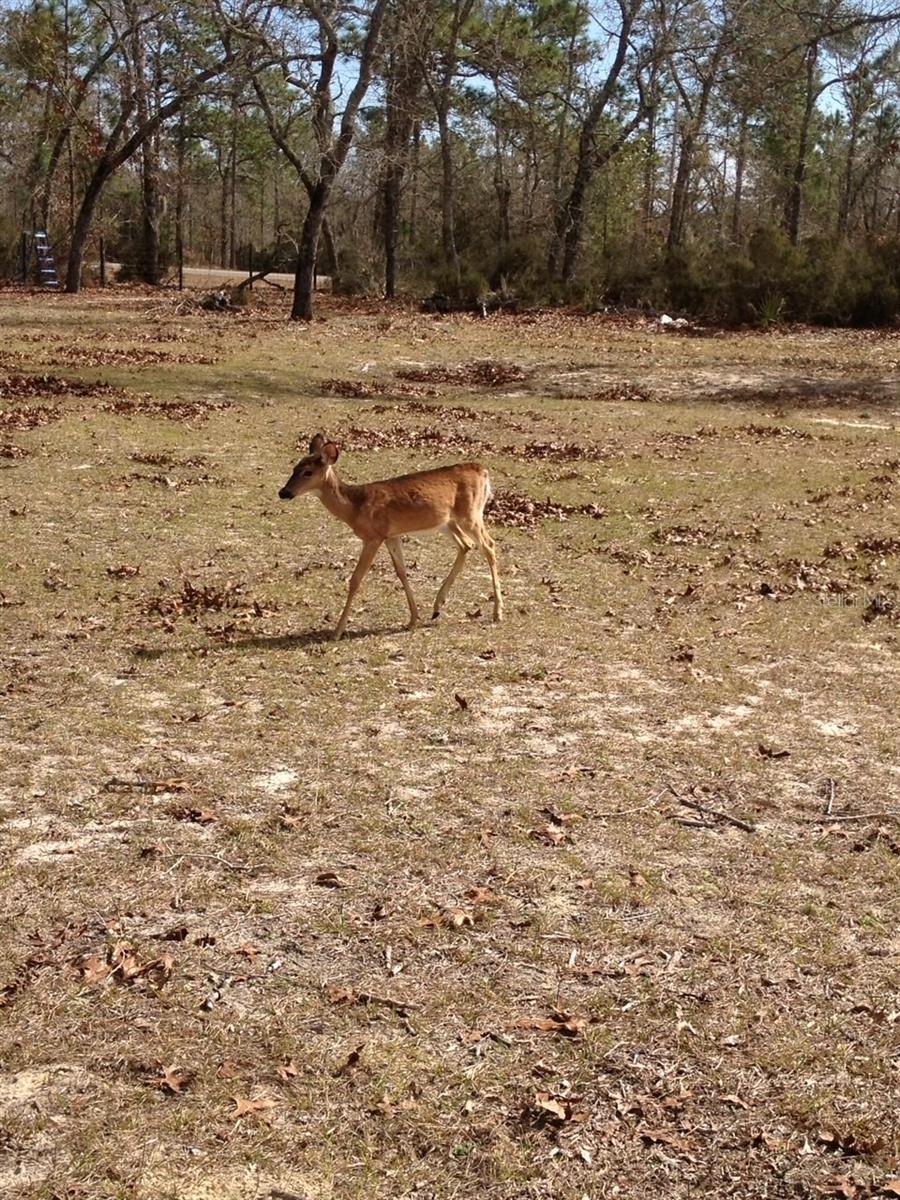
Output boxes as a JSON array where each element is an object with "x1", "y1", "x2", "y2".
[{"x1": 278, "y1": 433, "x2": 340, "y2": 500}]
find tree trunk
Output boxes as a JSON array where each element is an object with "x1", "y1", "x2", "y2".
[
  {"x1": 557, "y1": 142, "x2": 591, "y2": 283},
  {"x1": 292, "y1": 182, "x2": 329, "y2": 321},
  {"x1": 838, "y1": 82, "x2": 862, "y2": 237},
  {"x1": 383, "y1": 161, "x2": 402, "y2": 298},
  {"x1": 731, "y1": 112, "x2": 747, "y2": 243},
  {"x1": 785, "y1": 41, "x2": 818, "y2": 245},
  {"x1": 667, "y1": 131, "x2": 695, "y2": 251},
  {"x1": 641, "y1": 105, "x2": 656, "y2": 240},
  {"x1": 229, "y1": 99, "x2": 238, "y2": 268},
  {"x1": 133, "y1": 22, "x2": 161, "y2": 284},
  {"x1": 65, "y1": 159, "x2": 117, "y2": 291},
  {"x1": 436, "y1": 102, "x2": 460, "y2": 282}
]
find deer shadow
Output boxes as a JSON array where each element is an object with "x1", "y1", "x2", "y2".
[{"x1": 226, "y1": 622, "x2": 415, "y2": 652}]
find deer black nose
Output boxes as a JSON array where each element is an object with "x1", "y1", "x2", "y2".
[{"x1": 278, "y1": 487, "x2": 292, "y2": 500}]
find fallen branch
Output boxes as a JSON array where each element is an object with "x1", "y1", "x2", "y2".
[
  {"x1": 668, "y1": 785, "x2": 756, "y2": 833},
  {"x1": 235, "y1": 269, "x2": 285, "y2": 292}
]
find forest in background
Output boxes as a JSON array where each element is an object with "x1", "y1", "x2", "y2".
[{"x1": 1, "y1": 0, "x2": 899, "y2": 323}]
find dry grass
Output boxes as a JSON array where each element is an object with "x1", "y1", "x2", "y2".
[{"x1": 1, "y1": 286, "x2": 899, "y2": 1200}]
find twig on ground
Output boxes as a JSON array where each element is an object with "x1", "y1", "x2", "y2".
[
  {"x1": 822, "y1": 777, "x2": 836, "y2": 815},
  {"x1": 592, "y1": 788, "x2": 667, "y2": 819},
  {"x1": 161, "y1": 852, "x2": 266, "y2": 873},
  {"x1": 668, "y1": 785, "x2": 756, "y2": 833},
  {"x1": 801, "y1": 811, "x2": 900, "y2": 824}
]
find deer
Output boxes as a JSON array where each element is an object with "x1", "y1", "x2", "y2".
[{"x1": 278, "y1": 434, "x2": 503, "y2": 640}]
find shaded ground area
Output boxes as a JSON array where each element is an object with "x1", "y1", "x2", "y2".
[{"x1": 1, "y1": 288, "x2": 898, "y2": 1200}]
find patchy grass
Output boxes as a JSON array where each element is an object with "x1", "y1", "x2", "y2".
[{"x1": 1, "y1": 287, "x2": 899, "y2": 1200}]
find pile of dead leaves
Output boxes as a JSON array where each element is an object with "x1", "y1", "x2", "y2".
[
  {"x1": 99, "y1": 395, "x2": 230, "y2": 422},
  {"x1": 322, "y1": 378, "x2": 395, "y2": 399},
  {"x1": 506, "y1": 440, "x2": 612, "y2": 463},
  {"x1": 337, "y1": 424, "x2": 481, "y2": 455},
  {"x1": 735, "y1": 422, "x2": 815, "y2": 441},
  {"x1": 368, "y1": 400, "x2": 477, "y2": 419},
  {"x1": 0, "y1": 372, "x2": 126, "y2": 401},
  {"x1": 144, "y1": 578, "x2": 245, "y2": 620},
  {"x1": 0, "y1": 405, "x2": 63, "y2": 432},
  {"x1": 76, "y1": 941, "x2": 176, "y2": 990},
  {"x1": 396, "y1": 360, "x2": 527, "y2": 388},
  {"x1": 488, "y1": 489, "x2": 606, "y2": 528},
  {"x1": 1, "y1": 441, "x2": 29, "y2": 458},
  {"x1": 130, "y1": 451, "x2": 209, "y2": 468},
  {"x1": 48, "y1": 346, "x2": 216, "y2": 367},
  {"x1": 585, "y1": 383, "x2": 656, "y2": 403}
]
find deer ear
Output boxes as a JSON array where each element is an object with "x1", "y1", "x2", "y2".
[
  {"x1": 309, "y1": 433, "x2": 325, "y2": 455},
  {"x1": 321, "y1": 441, "x2": 340, "y2": 464}
]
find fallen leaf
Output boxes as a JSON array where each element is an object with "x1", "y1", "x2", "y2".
[
  {"x1": 817, "y1": 1128, "x2": 883, "y2": 1157},
  {"x1": 144, "y1": 953, "x2": 176, "y2": 989},
  {"x1": 720, "y1": 1093, "x2": 750, "y2": 1109},
  {"x1": 276, "y1": 1058, "x2": 298, "y2": 1082},
  {"x1": 326, "y1": 984, "x2": 358, "y2": 1005},
  {"x1": 78, "y1": 953, "x2": 111, "y2": 985},
  {"x1": 417, "y1": 907, "x2": 476, "y2": 929},
  {"x1": 464, "y1": 886, "x2": 498, "y2": 904},
  {"x1": 758, "y1": 742, "x2": 790, "y2": 760},
  {"x1": 541, "y1": 807, "x2": 582, "y2": 826},
  {"x1": 641, "y1": 1127, "x2": 694, "y2": 1153},
  {"x1": 235, "y1": 943, "x2": 259, "y2": 963},
  {"x1": 231, "y1": 1095, "x2": 277, "y2": 1118},
  {"x1": 815, "y1": 1175, "x2": 858, "y2": 1199},
  {"x1": 335, "y1": 1043, "x2": 364, "y2": 1076},
  {"x1": 152, "y1": 1065, "x2": 190, "y2": 1095},
  {"x1": 509, "y1": 1011, "x2": 590, "y2": 1037},
  {"x1": 168, "y1": 805, "x2": 217, "y2": 824},
  {"x1": 454, "y1": 692, "x2": 469, "y2": 711},
  {"x1": 314, "y1": 870, "x2": 348, "y2": 888},
  {"x1": 534, "y1": 1092, "x2": 569, "y2": 1121},
  {"x1": 530, "y1": 825, "x2": 568, "y2": 846}
]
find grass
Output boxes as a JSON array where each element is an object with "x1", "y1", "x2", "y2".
[{"x1": 1, "y1": 285, "x2": 899, "y2": 1200}]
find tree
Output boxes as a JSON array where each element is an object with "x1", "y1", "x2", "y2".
[
  {"x1": 62, "y1": 0, "x2": 274, "y2": 292},
  {"x1": 254, "y1": 0, "x2": 389, "y2": 320}
]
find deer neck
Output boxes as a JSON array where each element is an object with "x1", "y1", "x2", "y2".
[{"x1": 316, "y1": 467, "x2": 358, "y2": 528}]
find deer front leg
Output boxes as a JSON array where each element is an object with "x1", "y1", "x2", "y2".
[
  {"x1": 334, "y1": 539, "x2": 382, "y2": 640},
  {"x1": 386, "y1": 537, "x2": 419, "y2": 629}
]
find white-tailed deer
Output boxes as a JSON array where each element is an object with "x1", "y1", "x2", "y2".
[{"x1": 279, "y1": 433, "x2": 503, "y2": 640}]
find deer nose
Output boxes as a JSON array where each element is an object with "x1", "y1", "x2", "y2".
[{"x1": 278, "y1": 487, "x2": 292, "y2": 500}]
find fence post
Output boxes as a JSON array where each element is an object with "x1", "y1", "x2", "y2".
[
  {"x1": 248, "y1": 243, "x2": 253, "y2": 291},
  {"x1": 177, "y1": 238, "x2": 184, "y2": 291},
  {"x1": 99, "y1": 237, "x2": 106, "y2": 287}
]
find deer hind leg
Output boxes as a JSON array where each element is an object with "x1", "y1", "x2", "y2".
[
  {"x1": 334, "y1": 538, "x2": 382, "y2": 640},
  {"x1": 476, "y1": 524, "x2": 503, "y2": 623},
  {"x1": 432, "y1": 522, "x2": 472, "y2": 619},
  {"x1": 386, "y1": 537, "x2": 419, "y2": 629}
]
